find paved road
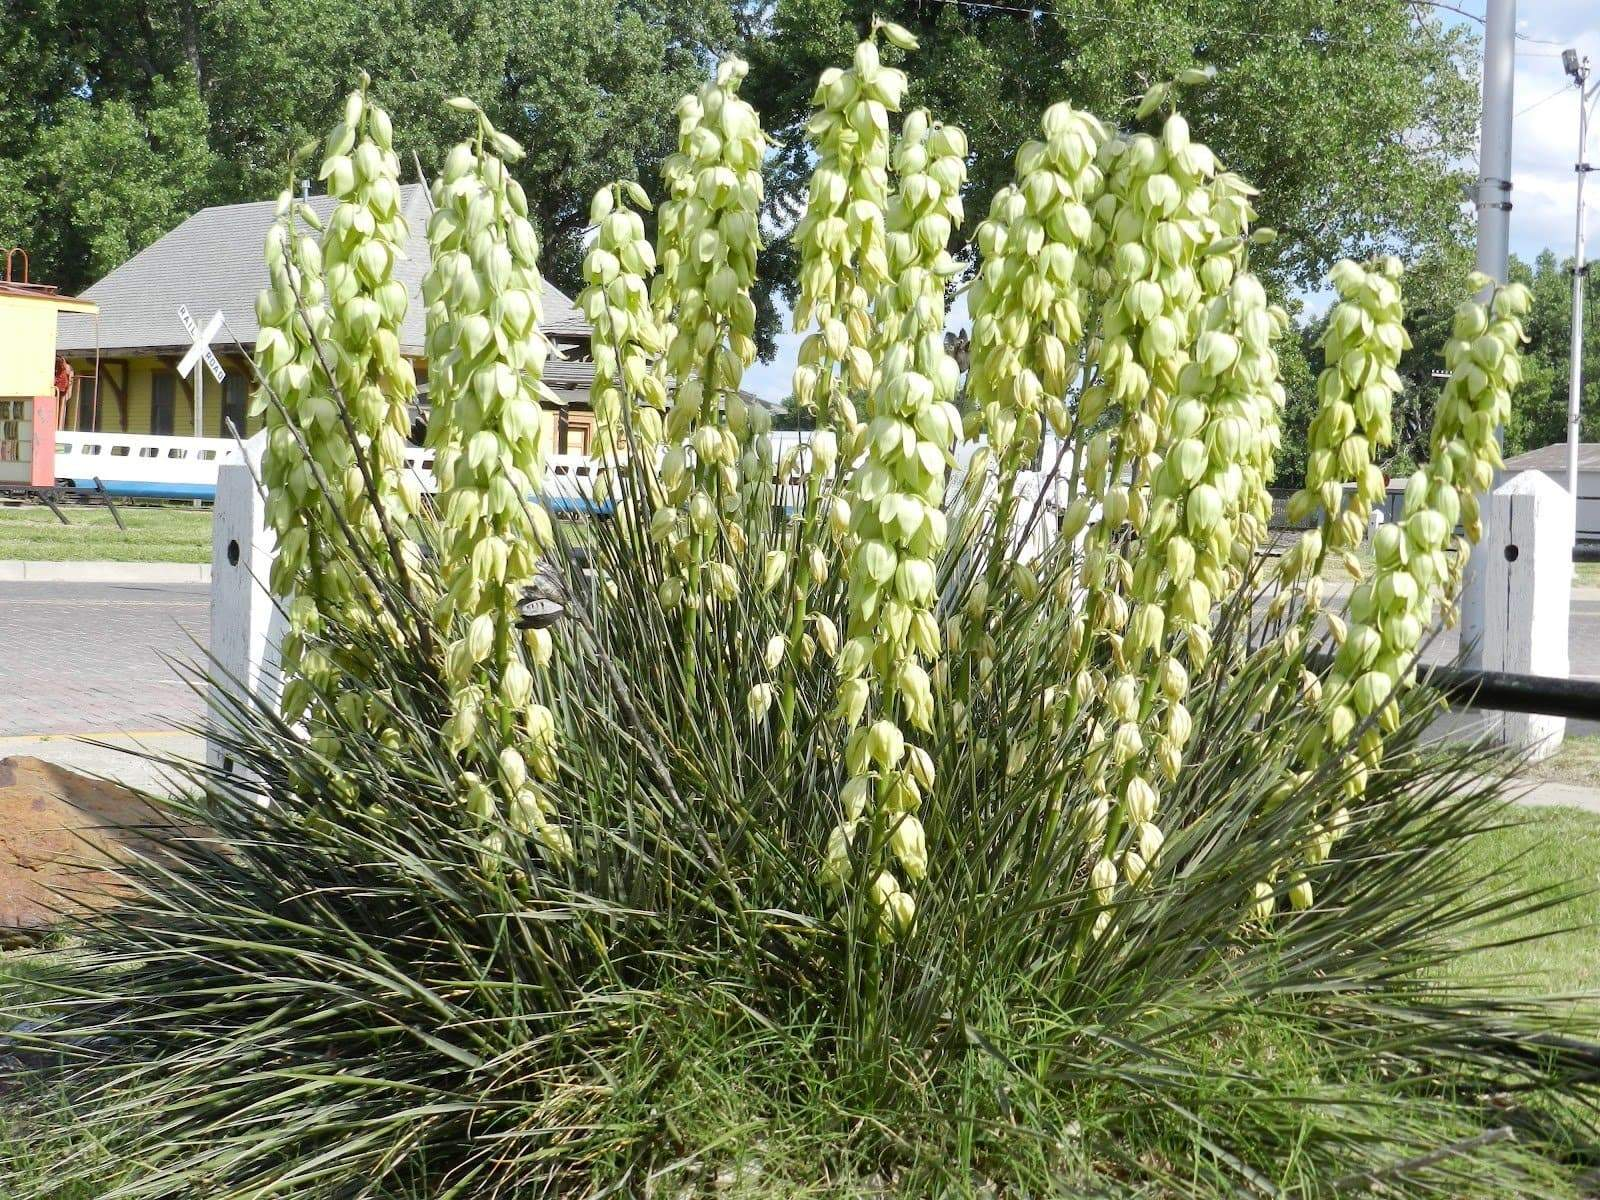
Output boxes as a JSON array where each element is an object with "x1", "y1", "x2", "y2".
[
  {"x1": 0, "y1": 582, "x2": 208, "y2": 738},
  {"x1": 0, "y1": 578, "x2": 1595, "y2": 746}
]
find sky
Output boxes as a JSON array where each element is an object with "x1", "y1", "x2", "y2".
[
  {"x1": 742, "y1": 0, "x2": 1600, "y2": 404},
  {"x1": 1503, "y1": 0, "x2": 1598, "y2": 265}
]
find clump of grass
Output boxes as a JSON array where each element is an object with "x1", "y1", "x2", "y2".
[{"x1": 4, "y1": 490, "x2": 1599, "y2": 1198}]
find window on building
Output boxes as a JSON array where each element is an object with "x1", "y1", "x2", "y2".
[
  {"x1": 223, "y1": 374, "x2": 249, "y2": 438},
  {"x1": 151, "y1": 371, "x2": 176, "y2": 436}
]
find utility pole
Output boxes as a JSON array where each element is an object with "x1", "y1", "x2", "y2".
[
  {"x1": 1475, "y1": 0, "x2": 1517, "y2": 292},
  {"x1": 1461, "y1": 0, "x2": 1516, "y2": 671},
  {"x1": 1562, "y1": 48, "x2": 1597, "y2": 501}
]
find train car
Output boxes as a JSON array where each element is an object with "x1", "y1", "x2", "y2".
[
  {"x1": 50, "y1": 428, "x2": 602, "y2": 511},
  {"x1": 0, "y1": 251, "x2": 97, "y2": 492}
]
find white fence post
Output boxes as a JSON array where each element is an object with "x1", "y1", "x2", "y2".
[
  {"x1": 207, "y1": 432, "x2": 283, "y2": 778},
  {"x1": 1472, "y1": 469, "x2": 1574, "y2": 759}
]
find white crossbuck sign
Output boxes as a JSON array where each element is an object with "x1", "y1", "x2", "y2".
[
  {"x1": 178, "y1": 304, "x2": 227, "y2": 438},
  {"x1": 178, "y1": 305, "x2": 227, "y2": 384}
]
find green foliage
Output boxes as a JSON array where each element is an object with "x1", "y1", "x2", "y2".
[
  {"x1": 745, "y1": 0, "x2": 1478, "y2": 324},
  {"x1": 18, "y1": 75, "x2": 218, "y2": 287},
  {"x1": 0, "y1": 0, "x2": 734, "y2": 296}
]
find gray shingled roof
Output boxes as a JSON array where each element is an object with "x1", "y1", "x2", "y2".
[
  {"x1": 56, "y1": 183, "x2": 589, "y2": 356},
  {"x1": 1502, "y1": 443, "x2": 1600, "y2": 473}
]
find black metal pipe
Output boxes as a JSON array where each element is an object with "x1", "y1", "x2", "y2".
[
  {"x1": 1305, "y1": 652, "x2": 1600, "y2": 720},
  {"x1": 1576, "y1": 542, "x2": 1600, "y2": 564},
  {"x1": 1415, "y1": 662, "x2": 1600, "y2": 721}
]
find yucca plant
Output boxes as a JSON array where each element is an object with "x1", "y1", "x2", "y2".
[{"x1": 5, "y1": 28, "x2": 1599, "y2": 1200}]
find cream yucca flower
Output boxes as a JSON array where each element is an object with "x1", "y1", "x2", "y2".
[
  {"x1": 966, "y1": 101, "x2": 1106, "y2": 484},
  {"x1": 791, "y1": 30, "x2": 903, "y2": 442},
  {"x1": 258, "y1": 76, "x2": 420, "y2": 720},
  {"x1": 650, "y1": 57, "x2": 769, "y2": 591},
  {"x1": 581, "y1": 182, "x2": 667, "y2": 465},
  {"x1": 421, "y1": 97, "x2": 565, "y2": 855},
  {"x1": 824, "y1": 108, "x2": 966, "y2": 935},
  {"x1": 1280, "y1": 255, "x2": 1408, "y2": 595}
]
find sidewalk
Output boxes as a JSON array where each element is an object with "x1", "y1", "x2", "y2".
[
  {"x1": 1510, "y1": 776, "x2": 1600, "y2": 814},
  {"x1": 0, "y1": 561, "x2": 210, "y2": 584},
  {"x1": 0, "y1": 732, "x2": 206, "y2": 795}
]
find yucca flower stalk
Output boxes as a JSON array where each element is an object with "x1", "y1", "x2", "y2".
[
  {"x1": 256, "y1": 76, "x2": 422, "y2": 721},
  {"x1": 581, "y1": 181, "x2": 667, "y2": 467},
  {"x1": 962, "y1": 101, "x2": 1105, "y2": 578},
  {"x1": 1276, "y1": 255, "x2": 1409, "y2": 613},
  {"x1": 421, "y1": 98, "x2": 567, "y2": 856},
  {"x1": 823, "y1": 107, "x2": 966, "y2": 939},
  {"x1": 777, "y1": 23, "x2": 908, "y2": 726},
  {"x1": 650, "y1": 57, "x2": 768, "y2": 608}
]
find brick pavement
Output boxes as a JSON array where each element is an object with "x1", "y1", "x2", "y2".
[{"x1": 0, "y1": 582, "x2": 208, "y2": 737}]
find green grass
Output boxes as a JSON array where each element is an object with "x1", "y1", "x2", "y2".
[
  {"x1": 0, "y1": 505, "x2": 211, "y2": 563},
  {"x1": 1578, "y1": 562, "x2": 1600, "y2": 588},
  {"x1": 1529, "y1": 736, "x2": 1600, "y2": 791},
  {"x1": 4, "y1": 807, "x2": 1599, "y2": 1198},
  {"x1": 1453, "y1": 804, "x2": 1600, "y2": 1005}
]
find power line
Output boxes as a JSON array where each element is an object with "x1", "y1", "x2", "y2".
[
  {"x1": 1515, "y1": 80, "x2": 1571, "y2": 119},
  {"x1": 1407, "y1": 0, "x2": 1566, "y2": 47}
]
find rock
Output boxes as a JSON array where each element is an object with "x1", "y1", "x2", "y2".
[{"x1": 0, "y1": 757, "x2": 184, "y2": 940}]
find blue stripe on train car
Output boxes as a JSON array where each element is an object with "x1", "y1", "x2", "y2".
[{"x1": 70, "y1": 479, "x2": 218, "y2": 501}]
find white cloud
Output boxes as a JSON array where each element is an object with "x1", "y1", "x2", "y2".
[{"x1": 1505, "y1": 5, "x2": 1599, "y2": 264}]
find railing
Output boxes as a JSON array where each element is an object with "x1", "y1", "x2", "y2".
[{"x1": 50, "y1": 430, "x2": 601, "y2": 506}]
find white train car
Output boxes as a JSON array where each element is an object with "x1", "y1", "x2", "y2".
[{"x1": 49, "y1": 428, "x2": 600, "y2": 510}]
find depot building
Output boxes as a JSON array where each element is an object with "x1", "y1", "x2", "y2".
[{"x1": 54, "y1": 185, "x2": 601, "y2": 455}]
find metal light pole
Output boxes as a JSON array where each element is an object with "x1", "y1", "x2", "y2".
[
  {"x1": 1562, "y1": 48, "x2": 1597, "y2": 501},
  {"x1": 1475, "y1": 0, "x2": 1517, "y2": 293},
  {"x1": 1461, "y1": 0, "x2": 1517, "y2": 671}
]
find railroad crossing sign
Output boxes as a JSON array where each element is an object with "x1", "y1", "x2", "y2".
[
  {"x1": 178, "y1": 304, "x2": 226, "y2": 439},
  {"x1": 178, "y1": 305, "x2": 227, "y2": 384}
]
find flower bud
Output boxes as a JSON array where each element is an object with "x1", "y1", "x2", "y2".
[
  {"x1": 1123, "y1": 775, "x2": 1158, "y2": 824},
  {"x1": 746, "y1": 682, "x2": 774, "y2": 720},
  {"x1": 764, "y1": 634, "x2": 787, "y2": 672},
  {"x1": 890, "y1": 814, "x2": 928, "y2": 880}
]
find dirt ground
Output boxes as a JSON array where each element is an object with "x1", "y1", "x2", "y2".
[{"x1": 0, "y1": 757, "x2": 181, "y2": 945}]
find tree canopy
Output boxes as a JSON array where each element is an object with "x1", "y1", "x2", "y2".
[
  {"x1": 743, "y1": 0, "x2": 1479, "y2": 332},
  {"x1": 2, "y1": 0, "x2": 1493, "y2": 375},
  {"x1": 1, "y1": 0, "x2": 734, "y2": 296}
]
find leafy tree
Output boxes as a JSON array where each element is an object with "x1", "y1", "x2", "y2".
[
  {"x1": 32, "y1": 77, "x2": 219, "y2": 285},
  {"x1": 1504, "y1": 249, "x2": 1600, "y2": 455},
  {"x1": 1, "y1": 0, "x2": 734, "y2": 297},
  {"x1": 743, "y1": 0, "x2": 1479, "y2": 347}
]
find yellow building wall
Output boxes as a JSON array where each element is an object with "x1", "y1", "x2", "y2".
[
  {"x1": 0, "y1": 294, "x2": 63, "y2": 396},
  {"x1": 71, "y1": 356, "x2": 259, "y2": 439},
  {"x1": 68, "y1": 354, "x2": 590, "y2": 451}
]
